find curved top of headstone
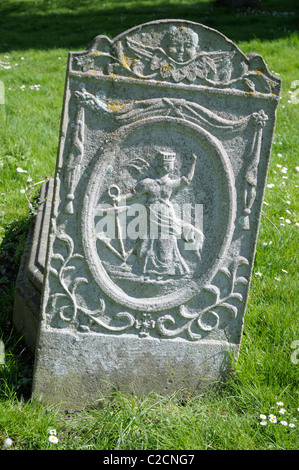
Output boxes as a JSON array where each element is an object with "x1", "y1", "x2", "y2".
[{"x1": 70, "y1": 19, "x2": 281, "y2": 96}]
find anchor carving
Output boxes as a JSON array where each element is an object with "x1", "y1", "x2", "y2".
[{"x1": 95, "y1": 184, "x2": 133, "y2": 262}]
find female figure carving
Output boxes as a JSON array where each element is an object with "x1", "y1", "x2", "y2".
[{"x1": 107, "y1": 151, "x2": 204, "y2": 277}]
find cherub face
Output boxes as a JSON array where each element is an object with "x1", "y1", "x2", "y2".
[
  {"x1": 168, "y1": 38, "x2": 198, "y2": 63},
  {"x1": 166, "y1": 27, "x2": 199, "y2": 63}
]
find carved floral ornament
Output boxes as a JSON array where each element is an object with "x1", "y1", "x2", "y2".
[{"x1": 70, "y1": 21, "x2": 280, "y2": 95}]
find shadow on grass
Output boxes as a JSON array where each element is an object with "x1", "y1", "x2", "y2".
[
  {"x1": 0, "y1": 216, "x2": 34, "y2": 401},
  {"x1": 0, "y1": 0, "x2": 298, "y2": 53}
]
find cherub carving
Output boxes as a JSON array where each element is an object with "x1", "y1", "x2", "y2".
[
  {"x1": 70, "y1": 24, "x2": 280, "y2": 93},
  {"x1": 122, "y1": 25, "x2": 235, "y2": 84}
]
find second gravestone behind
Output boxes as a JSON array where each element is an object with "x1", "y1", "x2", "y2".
[{"x1": 31, "y1": 20, "x2": 280, "y2": 407}]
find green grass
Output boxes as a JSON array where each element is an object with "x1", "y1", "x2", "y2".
[{"x1": 0, "y1": 0, "x2": 299, "y2": 450}]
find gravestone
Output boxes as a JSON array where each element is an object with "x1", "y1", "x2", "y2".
[{"x1": 28, "y1": 20, "x2": 280, "y2": 407}]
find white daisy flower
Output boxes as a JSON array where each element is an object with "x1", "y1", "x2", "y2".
[
  {"x1": 3, "y1": 437, "x2": 13, "y2": 448},
  {"x1": 16, "y1": 167, "x2": 27, "y2": 173}
]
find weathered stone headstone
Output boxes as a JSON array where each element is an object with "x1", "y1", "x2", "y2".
[{"x1": 28, "y1": 20, "x2": 280, "y2": 407}]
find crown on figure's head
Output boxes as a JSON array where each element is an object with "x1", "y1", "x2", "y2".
[{"x1": 159, "y1": 151, "x2": 176, "y2": 161}]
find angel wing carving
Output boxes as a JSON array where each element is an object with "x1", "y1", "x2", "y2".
[
  {"x1": 124, "y1": 35, "x2": 236, "y2": 84},
  {"x1": 70, "y1": 25, "x2": 280, "y2": 93}
]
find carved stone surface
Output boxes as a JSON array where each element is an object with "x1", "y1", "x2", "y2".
[{"x1": 32, "y1": 20, "x2": 281, "y2": 407}]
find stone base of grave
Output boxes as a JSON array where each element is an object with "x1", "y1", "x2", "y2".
[
  {"x1": 32, "y1": 328, "x2": 237, "y2": 408},
  {"x1": 13, "y1": 179, "x2": 54, "y2": 354}
]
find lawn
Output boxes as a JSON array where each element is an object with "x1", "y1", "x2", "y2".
[{"x1": 0, "y1": 0, "x2": 298, "y2": 451}]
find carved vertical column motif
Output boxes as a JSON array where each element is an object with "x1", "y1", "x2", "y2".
[{"x1": 63, "y1": 106, "x2": 85, "y2": 214}]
